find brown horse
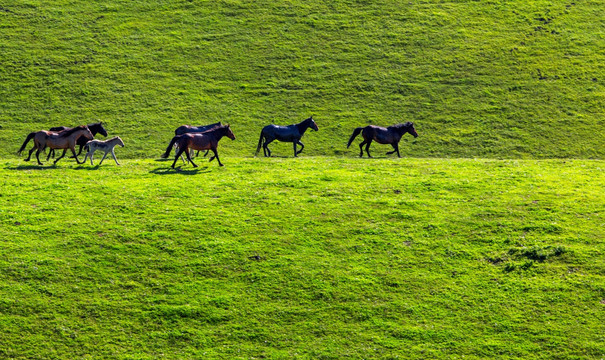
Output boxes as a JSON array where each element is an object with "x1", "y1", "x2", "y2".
[
  {"x1": 161, "y1": 124, "x2": 235, "y2": 168},
  {"x1": 47, "y1": 122, "x2": 108, "y2": 159},
  {"x1": 347, "y1": 122, "x2": 418, "y2": 158},
  {"x1": 17, "y1": 126, "x2": 94, "y2": 165}
]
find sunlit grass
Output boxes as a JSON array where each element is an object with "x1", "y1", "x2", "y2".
[{"x1": 0, "y1": 158, "x2": 603, "y2": 358}]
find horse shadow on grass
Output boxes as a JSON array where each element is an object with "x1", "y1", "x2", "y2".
[
  {"x1": 150, "y1": 166, "x2": 212, "y2": 175},
  {"x1": 7, "y1": 163, "x2": 109, "y2": 171},
  {"x1": 5, "y1": 164, "x2": 61, "y2": 171}
]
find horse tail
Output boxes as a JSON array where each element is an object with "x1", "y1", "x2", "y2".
[
  {"x1": 255, "y1": 130, "x2": 264, "y2": 156},
  {"x1": 347, "y1": 127, "x2": 363, "y2": 148},
  {"x1": 17, "y1": 132, "x2": 36, "y2": 154},
  {"x1": 161, "y1": 135, "x2": 180, "y2": 158}
]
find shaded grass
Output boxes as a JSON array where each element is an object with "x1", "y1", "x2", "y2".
[
  {"x1": 0, "y1": 0, "x2": 603, "y2": 159},
  {"x1": 0, "y1": 158, "x2": 603, "y2": 358}
]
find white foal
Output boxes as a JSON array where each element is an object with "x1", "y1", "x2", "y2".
[{"x1": 83, "y1": 136, "x2": 125, "y2": 165}]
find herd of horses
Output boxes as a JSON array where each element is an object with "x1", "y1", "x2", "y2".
[{"x1": 17, "y1": 117, "x2": 418, "y2": 167}]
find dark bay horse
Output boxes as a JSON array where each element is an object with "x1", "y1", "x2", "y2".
[
  {"x1": 47, "y1": 122, "x2": 108, "y2": 159},
  {"x1": 161, "y1": 124, "x2": 235, "y2": 168},
  {"x1": 347, "y1": 122, "x2": 418, "y2": 158},
  {"x1": 174, "y1": 122, "x2": 222, "y2": 158},
  {"x1": 255, "y1": 116, "x2": 318, "y2": 157},
  {"x1": 17, "y1": 126, "x2": 94, "y2": 165}
]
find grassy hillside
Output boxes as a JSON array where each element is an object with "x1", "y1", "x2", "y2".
[
  {"x1": 1, "y1": 0, "x2": 603, "y2": 159},
  {"x1": 0, "y1": 158, "x2": 603, "y2": 358}
]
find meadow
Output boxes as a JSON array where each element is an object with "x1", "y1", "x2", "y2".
[
  {"x1": 0, "y1": 0, "x2": 603, "y2": 159},
  {"x1": 0, "y1": 158, "x2": 603, "y2": 359},
  {"x1": 0, "y1": 0, "x2": 604, "y2": 358}
]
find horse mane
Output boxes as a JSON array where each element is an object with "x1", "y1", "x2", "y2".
[
  {"x1": 389, "y1": 122, "x2": 413, "y2": 130},
  {"x1": 59, "y1": 125, "x2": 88, "y2": 137}
]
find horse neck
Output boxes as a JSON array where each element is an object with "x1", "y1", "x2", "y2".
[
  {"x1": 393, "y1": 126, "x2": 410, "y2": 139},
  {"x1": 75, "y1": 128, "x2": 92, "y2": 139},
  {"x1": 211, "y1": 127, "x2": 229, "y2": 140},
  {"x1": 88, "y1": 124, "x2": 100, "y2": 135},
  {"x1": 59, "y1": 127, "x2": 85, "y2": 138},
  {"x1": 296, "y1": 120, "x2": 312, "y2": 134}
]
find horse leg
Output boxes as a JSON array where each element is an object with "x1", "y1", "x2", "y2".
[
  {"x1": 174, "y1": 144, "x2": 186, "y2": 163},
  {"x1": 25, "y1": 146, "x2": 36, "y2": 162},
  {"x1": 71, "y1": 146, "x2": 83, "y2": 164},
  {"x1": 386, "y1": 144, "x2": 397, "y2": 155},
  {"x1": 35, "y1": 148, "x2": 44, "y2": 165},
  {"x1": 111, "y1": 149, "x2": 120, "y2": 165},
  {"x1": 46, "y1": 148, "x2": 53, "y2": 161},
  {"x1": 293, "y1": 142, "x2": 297, "y2": 157},
  {"x1": 172, "y1": 148, "x2": 186, "y2": 168},
  {"x1": 296, "y1": 140, "x2": 305, "y2": 155},
  {"x1": 84, "y1": 148, "x2": 94, "y2": 165},
  {"x1": 211, "y1": 148, "x2": 223, "y2": 166},
  {"x1": 98, "y1": 151, "x2": 109, "y2": 165},
  {"x1": 54, "y1": 149, "x2": 67, "y2": 164},
  {"x1": 365, "y1": 141, "x2": 373, "y2": 158},
  {"x1": 358, "y1": 140, "x2": 367, "y2": 157},
  {"x1": 180, "y1": 148, "x2": 187, "y2": 164},
  {"x1": 203, "y1": 150, "x2": 209, "y2": 157},
  {"x1": 185, "y1": 148, "x2": 198, "y2": 167},
  {"x1": 263, "y1": 139, "x2": 273, "y2": 157}
]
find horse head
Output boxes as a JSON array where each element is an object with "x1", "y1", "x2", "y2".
[
  {"x1": 225, "y1": 124, "x2": 236, "y2": 140},
  {"x1": 308, "y1": 116, "x2": 319, "y2": 131},
  {"x1": 405, "y1": 122, "x2": 419, "y2": 138},
  {"x1": 89, "y1": 121, "x2": 108, "y2": 137}
]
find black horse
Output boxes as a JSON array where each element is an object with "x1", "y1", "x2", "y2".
[
  {"x1": 256, "y1": 116, "x2": 318, "y2": 157},
  {"x1": 46, "y1": 122, "x2": 108, "y2": 159},
  {"x1": 347, "y1": 122, "x2": 418, "y2": 158},
  {"x1": 174, "y1": 122, "x2": 222, "y2": 135}
]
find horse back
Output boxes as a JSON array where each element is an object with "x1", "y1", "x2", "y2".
[
  {"x1": 175, "y1": 122, "x2": 221, "y2": 135},
  {"x1": 180, "y1": 133, "x2": 213, "y2": 151},
  {"x1": 263, "y1": 124, "x2": 300, "y2": 141},
  {"x1": 49, "y1": 126, "x2": 69, "y2": 132},
  {"x1": 174, "y1": 125, "x2": 191, "y2": 135},
  {"x1": 364, "y1": 125, "x2": 397, "y2": 144}
]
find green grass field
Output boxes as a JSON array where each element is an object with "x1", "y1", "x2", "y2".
[
  {"x1": 0, "y1": 158, "x2": 603, "y2": 358},
  {"x1": 1, "y1": 0, "x2": 604, "y2": 358},
  {"x1": 1, "y1": 0, "x2": 603, "y2": 159}
]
